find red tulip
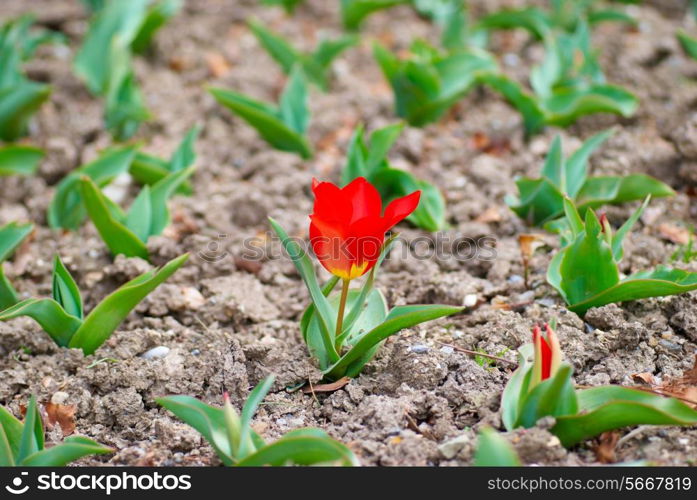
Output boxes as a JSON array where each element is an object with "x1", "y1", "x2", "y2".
[
  {"x1": 309, "y1": 177, "x2": 420, "y2": 280},
  {"x1": 532, "y1": 323, "x2": 562, "y2": 386}
]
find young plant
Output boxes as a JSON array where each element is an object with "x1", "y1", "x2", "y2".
[
  {"x1": 0, "y1": 222, "x2": 33, "y2": 311},
  {"x1": 129, "y1": 125, "x2": 199, "y2": 194},
  {"x1": 79, "y1": 167, "x2": 194, "y2": 259},
  {"x1": 341, "y1": 123, "x2": 446, "y2": 231},
  {"x1": 260, "y1": 0, "x2": 305, "y2": 14},
  {"x1": 481, "y1": 22, "x2": 638, "y2": 135},
  {"x1": 0, "y1": 395, "x2": 111, "y2": 466},
  {"x1": 209, "y1": 67, "x2": 312, "y2": 158},
  {"x1": 0, "y1": 145, "x2": 43, "y2": 177},
  {"x1": 413, "y1": 0, "x2": 487, "y2": 50},
  {"x1": 249, "y1": 19, "x2": 358, "y2": 91},
  {"x1": 0, "y1": 254, "x2": 188, "y2": 355},
  {"x1": 507, "y1": 130, "x2": 674, "y2": 226},
  {"x1": 501, "y1": 324, "x2": 697, "y2": 447},
  {"x1": 157, "y1": 376, "x2": 357, "y2": 466},
  {"x1": 477, "y1": 0, "x2": 636, "y2": 39},
  {"x1": 74, "y1": 0, "x2": 179, "y2": 140},
  {"x1": 0, "y1": 16, "x2": 62, "y2": 141},
  {"x1": 341, "y1": 0, "x2": 409, "y2": 30},
  {"x1": 48, "y1": 145, "x2": 138, "y2": 231},
  {"x1": 548, "y1": 198, "x2": 697, "y2": 315},
  {"x1": 374, "y1": 39, "x2": 497, "y2": 126},
  {"x1": 269, "y1": 178, "x2": 461, "y2": 381},
  {"x1": 473, "y1": 427, "x2": 521, "y2": 466},
  {"x1": 677, "y1": 30, "x2": 697, "y2": 61}
]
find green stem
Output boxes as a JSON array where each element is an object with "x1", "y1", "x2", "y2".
[{"x1": 334, "y1": 278, "x2": 350, "y2": 353}]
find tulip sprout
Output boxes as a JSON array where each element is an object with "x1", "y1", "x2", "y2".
[{"x1": 0, "y1": 222, "x2": 33, "y2": 311}]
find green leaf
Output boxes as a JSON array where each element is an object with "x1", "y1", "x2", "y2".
[
  {"x1": 473, "y1": 427, "x2": 521, "y2": 466},
  {"x1": 52, "y1": 256, "x2": 83, "y2": 320},
  {"x1": 248, "y1": 19, "x2": 300, "y2": 75},
  {"x1": 340, "y1": 0, "x2": 408, "y2": 30},
  {"x1": 0, "y1": 81, "x2": 52, "y2": 142},
  {"x1": 268, "y1": 218, "x2": 338, "y2": 363},
  {"x1": 68, "y1": 254, "x2": 188, "y2": 355},
  {"x1": 516, "y1": 364, "x2": 578, "y2": 428},
  {"x1": 565, "y1": 129, "x2": 614, "y2": 198},
  {"x1": 279, "y1": 67, "x2": 310, "y2": 135},
  {"x1": 313, "y1": 35, "x2": 358, "y2": 69},
  {"x1": 552, "y1": 386, "x2": 697, "y2": 447},
  {"x1": 208, "y1": 86, "x2": 312, "y2": 159},
  {"x1": 609, "y1": 195, "x2": 649, "y2": 261},
  {"x1": 17, "y1": 395, "x2": 42, "y2": 464},
  {"x1": 587, "y1": 9, "x2": 636, "y2": 27},
  {"x1": 475, "y1": 7, "x2": 551, "y2": 40},
  {"x1": 576, "y1": 174, "x2": 674, "y2": 211},
  {"x1": 0, "y1": 222, "x2": 33, "y2": 263},
  {"x1": 0, "y1": 405, "x2": 24, "y2": 462},
  {"x1": 540, "y1": 135, "x2": 564, "y2": 190},
  {"x1": 238, "y1": 377, "x2": 274, "y2": 458},
  {"x1": 0, "y1": 268, "x2": 19, "y2": 311},
  {"x1": 80, "y1": 176, "x2": 150, "y2": 259},
  {"x1": 543, "y1": 84, "x2": 639, "y2": 127},
  {"x1": 0, "y1": 145, "x2": 43, "y2": 176},
  {"x1": 559, "y1": 210, "x2": 620, "y2": 305},
  {"x1": 501, "y1": 344, "x2": 533, "y2": 431},
  {"x1": 261, "y1": 0, "x2": 304, "y2": 14},
  {"x1": 147, "y1": 166, "x2": 195, "y2": 237},
  {"x1": 124, "y1": 186, "x2": 153, "y2": 242},
  {"x1": 507, "y1": 177, "x2": 564, "y2": 226},
  {"x1": 568, "y1": 266, "x2": 697, "y2": 315},
  {"x1": 0, "y1": 298, "x2": 82, "y2": 347},
  {"x1": 156, "y1": 395, "x2": 234, "y2": 465},
  {"x1": 131, "y1": 0, "x2": 182, "y2": 54},
  {"x1": 678, "y1": 30, "x2": 697, "y2": 61},
  {"x1": 22, "y1": 436, "x2": 112, "y2": 466},
  {"x1": 236, "y1": 433, "x2": 357, "y2": 466},
  {"x1": 479, "y1": 73, "x2": 545, "y2": 136},
  {"x1": 0, "y1": 425, "x2": 14, "y2": 466},
  {"x1": 325, "y1": 304, "x2": 462, "y2": 380},
  {"x1": 48, "y1": 145, "x2": 137, "y2": 230},
  {"x1": 365, "y1": 122, "x2": 403, "y2": 172},
  {"x1": 105, "y1": 68, "x2": 150, "y2": 141}
]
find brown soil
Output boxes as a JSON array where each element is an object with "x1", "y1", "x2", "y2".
[{"x1": 1, "y1": 0, "x2": 697, "y2": 466}]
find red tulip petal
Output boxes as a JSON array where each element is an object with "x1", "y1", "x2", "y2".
[
  {"x1": 539, "y1": 331, "x2": 552, "y2": 380},
  {"x1": 312, "y1": 180, "x2": 351, "y2": 223},
  {"x1": 383, "y1": 190, "x2": 421, "y2": 229},
  {"x1": 342, "y1": 177, "x2": 382, "y2": 224},
  {"x1": 310, "y1": 217, "x2": 353, "y2": 279}
]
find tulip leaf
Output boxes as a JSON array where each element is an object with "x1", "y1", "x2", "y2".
[
  {"x1": 473, "y1": 428, "x2": 521, "y2": 466},
  {"x1": 268, "y1": 218, "x2": 338, "y2": 363},
  {"x1": 325, "y1": 304, "x2": 462, "y2": 380},
  {"x1": 236, "y1": 433, "x2": 357, "y2": 466},
  {"x1": 0, "y1": 81, "x2": 52, "y2": 142},
  {"x1": 340, "y1": 0, "x2": 409, "y2": 30},
  {"x1": 374, "y1": 41, "x2": 497, "y2": 126},
  {"x1": 52, "y1": 256, "x2": 83, "y2": 320},
  {"x1": 0, "y1": 406, "x2": 23, "y2": 462},
  {"x1": 261, "y1": 0, "x2": 305, "y2": 14},
  {"x1": 515, "y1": 363, "x2": 578, "y2": 428},
  {"x1": 0, "y1": 145, "x2": 43, "y2": 176},
  {"x1": 501, "y1": 343, "x2": 533, "y2": 431},
  {"x1": 552, "y1": 386, "x2": 697, "y2": 447},
  {"x1": 478, "y1": 73, "x2": 546, "y2": 135},
  {"x1": 131, "y1": 0, "x2": 182, "y2": 54},
  {"x1": 129, "y1": 125, "x2": 199, "y2": 193},
  {"x1": 508, "y1": 132, "x2": 672, "y2": 227},
  {"x1": 678, "y1": 30, "x2": 697, "y2": 61},
  {"x1": 0, "y1": 222, "x2": 33, "y2": 310},
  {"x1": 22, "y1": 436, "x2": 112, "y2": 466},
  {"x1": 48, "y1": 145, "x2": 137, "y2": 230},
  {"x1": 156, "y1": 395, "x2": 234, "y2": 465},
  {"x1": 17, "y1": 396, "x2": 42, "y2": 464},
  {"x1": 238, "y1": 376, "x2": 275, "y2": 458},
  {"x1": 68, "y1": 253, "x2": 188, "y2": 355},
  {"x1": 0, "y1": 298, "x2": 82, "y2": 347},
  {"x1": 475, "y1": 7, "x2": 551, "y2": 40},
  {"x1": 543, "y1": 84, "x2": 638, "y2": 127},
  {"x1": 80, "y1": 176, "x2": 150, "y2": 260},
  {"x1": 209, "y1": 69, "x2": 312, "y2": 159},
  {"x1": 0, "y1": 423, "x2": 15, "y2": 466}
]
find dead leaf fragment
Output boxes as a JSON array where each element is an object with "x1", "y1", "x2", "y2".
[
  {"x1": 45, "y1": 402, "x2": 77, "y2": 436},
  {"x1": 475, "y1": 206, "x2": 502, "y2": 223},
  {"x1": 205, "y1": 52, "x2": 231, "y2": 78},
  {"x1": 594, "y1": 431, "x2": 619, "y2": 464},
  {"x1": 657, "y1": 223, "x2": 690, "y2": 245},
  {"x1": 302, "y1": 377, "x2": 350, "y2": 394}
]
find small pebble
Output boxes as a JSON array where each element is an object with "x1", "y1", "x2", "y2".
[
  {"x1": 508, "y1": 274, "x2": 524, "y2": 284},
  {"x1": 141, "y1": 346, "x2": 171, "y2": 359},
  {"x1": 440, "y1": 346, "x2": 454, "y2": 355},
  {"x1": 190, "y1": 349, "x2": 201, "y2": 356},
  {"x1": 410, "y1": 344, "x2": 429, "y2": 354},
  {"x1": 658, "y1": 339, "x2": 682, "y2": 353},
  {"x1": 51, "y1": 391, "x2": 70, "y2": 405},
  {"x1": 463, "y1": 294, "x2": 478, "y2": 307}
]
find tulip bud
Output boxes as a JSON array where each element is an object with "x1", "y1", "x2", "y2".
[{"x1": 531, "y1": 323, "x2": 563, "y2": 388}]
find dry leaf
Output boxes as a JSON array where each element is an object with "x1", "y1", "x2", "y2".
[
  {"x1": 657, "y1": 223, "x2": 690, "y2": 245},
  {"x1": 302, "y1": 377, "x2": 350, "y2": 394},
  {"x1": 660, "y1": 355, "x2": 697, "y2": 409},
  {"x1": 205, "y1": 52, "x2": 231, "y2": 78},
  {"x1": 45, "y1": 402, "x2": 76, "y2": 436},
  {"x1": 471, "y1": 132, "x2": 511, "y2": 156},
  {"x1": 631, "y1": 372, "x2": 657, "y2": 385},
  {"x1": 594, "y1": 431, "x2": 619, "y2": 464},
  {"x1": 518, "y1": 234, "x2": 543, "y2": 260},
  {"x1": 475, "y1": 207, "x2": 502, "y2": 223}
]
